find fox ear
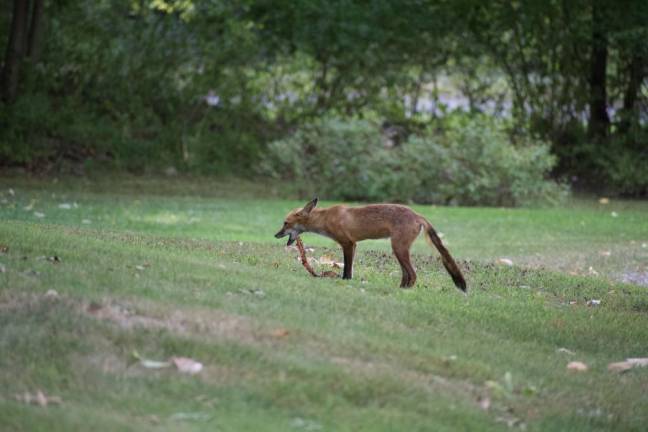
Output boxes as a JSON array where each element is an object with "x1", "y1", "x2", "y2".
[{"x1": 302, "y1": 197, "x2": 318, "y2": 214}]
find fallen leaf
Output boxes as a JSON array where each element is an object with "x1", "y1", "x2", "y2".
[
  {"x1": 598, "y1": 197, "x2": 609, "y2": 204},
  {"x1": 497, "y1": 258, "x2": 514, "y2": 266},
  {"x1": 36, "y1": 390, "x2": 48, "y2": 407},
  {"x1": 132, "y1": 351, "x2": 171, "y2": 369},
  {"x1": 171, "y1": 357, "x2": 203, "y2": 375},
  {"x1": 607, "y1": 362, "x2": 633, "y2": 373},
  {"x1": 140, "y1": 359, "x2": 172, "y2": 369},
  {"x1": 503, "y1": 371, "x2": 514, "y2": 393},
  {"x1": 0, "y1": 245, "x2": 8, "y2": 253},
  {"x1": 479, "y1": 397, "x2": 491, "y2": 411},
  {"x1": 15, "y1": 390, "x2": 62, "y2": 407},
  {"x1": 271, "y1": 328, "x2": 290, "y2": 338},
  {"x1": 495, "y1": 415, "x2": 524, "y2": 429},
  {"x1": 567, "y1": 361, "x2": 588, "y2": 372},
  {"x1": 23, "y1": 199, "x2": 35, "y2": 211},
  {"x1": 170, "y1": 412, "x2": 211, "y2": 422},
  {"x1": 608, "y1": 357, "x2": 648, "y2": 373},
  {"x1": 290, "y1": 418, "x2": 323, "y2": 431},
  {"x1": 318, "y1": 255, "x2": 337, "y2": 266},
  {"x1": 44, "y1": 289, "x2": 59, "y2": 299},
  {"x1": 628, "y1": 358, "x2": 648, "y2": 366}
]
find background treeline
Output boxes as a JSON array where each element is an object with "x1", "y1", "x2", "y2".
[{"x1": 1, "y1": 0, "x2": 647, "y2": 204}]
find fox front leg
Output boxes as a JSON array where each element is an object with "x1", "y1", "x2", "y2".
[{"x1": 341, "y1": 243, "x2": 356, "y2": 279}]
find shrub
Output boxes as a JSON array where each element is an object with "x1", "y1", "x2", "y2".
[
  {"x1": 261, "y1": 117, "x2": 392, "y2": 201},
  {"x1": 262, "y1": 116, "x2": 567, "y2": 206},
  {"x1": 595, "y1": 133, "x2": 648, "y2": 196},
  {"x1": 405, "y1": 116, "x2": 568, "y2": 206}
]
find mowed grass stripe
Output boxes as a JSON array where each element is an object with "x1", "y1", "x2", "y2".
[{"x1": 1, "y1": 178, "x2": 648, "y2": 431}]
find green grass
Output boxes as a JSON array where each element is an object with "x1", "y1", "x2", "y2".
[{"x1": 1, "y1": 175, "x2": 647, "y2": 431}]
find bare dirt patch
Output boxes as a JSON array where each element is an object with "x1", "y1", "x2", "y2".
[
  {"x1": 621, "y1": 271, "x2": 648, "y2": 287},
  {"x1": 84, "y1": 299, "x2": 258, "y2": 343}
]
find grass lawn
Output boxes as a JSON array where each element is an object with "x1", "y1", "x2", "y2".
[{"x1": 1, "y1": 175, "x2": 647, "y2": 431}]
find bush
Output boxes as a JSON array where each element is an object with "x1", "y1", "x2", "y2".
[
  {"x1": 595, "y1": 133, "x2": 648, "y2": 196},
  {"x1": 405, "y1": 116, "x2": 568, "y2": 206},
  {"x1": 261, "y1": 117, "x2": 393, "y2": 201},
  {"x1": 262, "y1": 116, "x2": 567, "y2": 206}
]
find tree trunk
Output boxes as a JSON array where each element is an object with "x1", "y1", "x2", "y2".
[
  {"x1": 1, "y1": 0, "x2": 30, "y2": 103},
  {"x1": 27, "y1": 0, "x2": 44, "y2": 63},
  {"x1": 618, "y1": 51, "x2": 645, "y2": 135},
  {"x1": 588, "y1": 0, "x2": 610, "y2": 140}
]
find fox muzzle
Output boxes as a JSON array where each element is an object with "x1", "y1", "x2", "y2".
[{"x1": 275, "y1": 228, "x2": 298, "y2": 246}]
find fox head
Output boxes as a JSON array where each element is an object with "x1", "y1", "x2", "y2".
[{"x1": 274, "y1": 198, "x2": 318, "y2": 246}]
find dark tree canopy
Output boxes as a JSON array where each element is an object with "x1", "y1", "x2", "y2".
[{"x1": 1, "y1": 0, "x2": 647, "y2": 193}]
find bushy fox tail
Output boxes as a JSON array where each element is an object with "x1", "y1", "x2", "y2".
[{"x1": 423, "y1": 221, "x2": 467, "y2": 293}]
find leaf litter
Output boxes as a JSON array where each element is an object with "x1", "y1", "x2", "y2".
[
  {"x1": 15, "y1": 390, "x2": 62, "y2": 407},
  {"x1": 132, "y1": 351, "x2": 204, "y2": 375},
  {"x1": 567, "y1": 361, "x2": 588, "y2": 372},
  {"x1": 607, "y1": 358, "x2": 648, "y2": 373}
]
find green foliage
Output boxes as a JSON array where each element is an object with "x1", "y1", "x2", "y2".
[
  {"x1": 595, "y1": 134, "x2": 648, "y2": 196},
  {"x1": 2, "y1": 0, "x2": 647, "y2": 194},
  {"x1": 0, "y1": 93, "x2": 53, "y2": 164},
  {"x1": 263, "y1": 116, "x2": 566, "y2": 206},
  {"x1": 262, "y1": 117, "x2": 383, "y2": 201},
  {"x1": 405, "y1": 116, "x2": 568, "y2": 206}
]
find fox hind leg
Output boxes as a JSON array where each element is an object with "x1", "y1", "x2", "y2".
[
  {"x1": 391, "y1": 230, "x2": 419, "y2": 288},
  {"x1": 393, "y1": 246, "x2": 416, "y2": 288}
]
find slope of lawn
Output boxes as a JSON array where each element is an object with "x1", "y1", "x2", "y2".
[{"x1": 1, "y1": 175, "x2": 647, "y2": 432}]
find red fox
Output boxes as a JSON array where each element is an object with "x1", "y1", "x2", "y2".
[{"x1": 275, "y1": 198, "x2": 466, "y2": 292}]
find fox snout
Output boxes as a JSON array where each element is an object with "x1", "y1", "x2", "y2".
[{"x1": 275, "y1": 227, "x2": 298, "y2": 246}]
